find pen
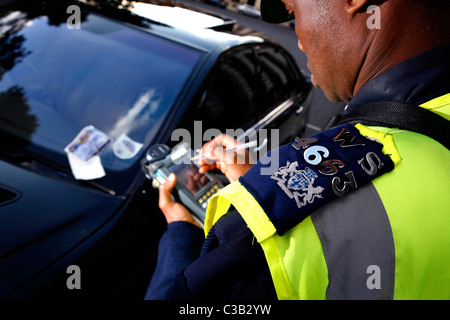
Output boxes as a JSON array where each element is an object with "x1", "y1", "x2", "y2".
[{"x1": 190, "y1": 140, "x2": 258, "y2": 161}]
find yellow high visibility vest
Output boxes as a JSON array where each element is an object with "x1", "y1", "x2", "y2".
[{"x1": 205, "y1": 93, "x2": 450, "y2": 299}]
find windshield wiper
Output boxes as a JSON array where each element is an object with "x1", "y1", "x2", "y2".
[{"x1": 0, "y1": 146, "x2": 118, "y2": 197}]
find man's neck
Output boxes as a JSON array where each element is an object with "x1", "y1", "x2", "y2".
[{"x1": 354, "y1": 2, "x2": 450, "y2": 97}]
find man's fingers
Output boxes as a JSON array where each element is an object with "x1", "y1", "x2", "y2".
[
  {"x1": 200, "y1": 134, "x2": 237, "y2": 158},
  {"x1": 158, "y1": 173, "x2": 176, "y2": 209},
  {"x1": 198, "y1": 163, "x2": 217, "y2": 174}
]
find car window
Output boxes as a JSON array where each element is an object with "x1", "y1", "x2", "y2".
[
  {"x1": 185, "y1": 44, "x2": 304, "y2": 134},
  {"x1": 193, "y1": 46, "x2": 260, "y2": 132},
  {"x1": 0, "y1": 8, "x2": 201, "y2": 172},
  {"x1": 256, "y1": 45, "x2": 303, "y2": 116}
]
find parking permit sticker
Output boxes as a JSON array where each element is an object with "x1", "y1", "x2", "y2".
[
  {"x1": 65, "y1": 126, "x2": 111, "y2": 162},
  {"x1": 113, "y1": 134, "x2": 143, "y2": 160}
]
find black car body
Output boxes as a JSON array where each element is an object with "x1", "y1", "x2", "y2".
[
  {"x1": 204, "y1": 0, "x2": 227, "y2": 9},
  {"x1": 0, "y1": 0, "x2": 312, "y2": 299}
]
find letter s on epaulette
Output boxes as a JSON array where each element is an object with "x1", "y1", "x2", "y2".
[{"x1": 239, "y1": 124, "x2": 401, "y2": 235}]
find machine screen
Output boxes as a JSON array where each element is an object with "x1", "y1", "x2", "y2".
[{"x1": 168, "y1": 162, "x2": 211, "y2": 196}]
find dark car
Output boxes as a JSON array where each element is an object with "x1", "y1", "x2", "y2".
[
  {"x1": 0, "y1": 0, "x2": 312, "y2": 299},
  {"x1": 204, "y1": 0, "x2": 227, "y2": 9}
]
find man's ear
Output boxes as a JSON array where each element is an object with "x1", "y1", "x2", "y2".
[{"x1": 346, "y1": 0, "x2": 368, "y2": 14}]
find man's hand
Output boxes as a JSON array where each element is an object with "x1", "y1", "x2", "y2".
[
  {"x1": 158, "y1": 173, "x2": 202, "y2": 229},
  {"x1": 197, "y1": 134, "x2": 254, "y2": 183}
]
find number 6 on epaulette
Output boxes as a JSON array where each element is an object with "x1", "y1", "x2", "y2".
[{"x1": 304, "y1": 145, "x2": 330, "y2": 165}]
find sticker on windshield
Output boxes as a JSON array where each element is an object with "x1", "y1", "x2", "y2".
[
  {"x1": 65, "y1": 126, "x2": 111, "y2": 162},
  {"x1": 113, "y1": 134, "x2": 143, "y2": 160}
]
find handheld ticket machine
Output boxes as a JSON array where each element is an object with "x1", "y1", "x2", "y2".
[{"x1": 142, "y1": 143, "x2": 223, "y2": 224}]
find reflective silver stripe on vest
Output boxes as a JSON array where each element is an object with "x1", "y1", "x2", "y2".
[{"x1": 311, "y1": 183, "x2": 395, "y2": 300}]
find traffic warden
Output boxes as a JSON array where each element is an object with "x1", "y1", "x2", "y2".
[{"x1": 145, "y1": 0, "x2": 450, "y2": 299}]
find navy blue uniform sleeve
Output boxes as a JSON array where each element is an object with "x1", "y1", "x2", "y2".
[
  {"x1": 144, "y1": 211, "x2": 276, "y2": 300},
  {"x1": 144, "y1": 221, "x2": 204, "y2": 300},
  {"x1": 182, "y1": 211, "x2": 276, "y2": 300}
]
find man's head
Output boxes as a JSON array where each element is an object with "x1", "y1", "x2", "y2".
[{"x1": 262, "y1": 0, "x2": 450, "y2": 103}]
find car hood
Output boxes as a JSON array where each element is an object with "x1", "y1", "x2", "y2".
[{"x1": 0, "y1": 160, "x2": 123, "y2": 298}]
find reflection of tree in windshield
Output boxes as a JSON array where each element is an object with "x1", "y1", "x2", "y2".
[
  {"x1": 0, "y1": 35, "x2": 31, "y2": 81},
  {"x1": 0, "y1": 85, "x2": 39, "y2": 141},
  {"x1": 0, "y1": 0, "x2": 178, "y2": 152},
  {"x1": 0, "y1": 0, "x2": 83, "y2": 144},
  {"x1": 0, "y1": 24, "x2": 37, "y2": 142}
]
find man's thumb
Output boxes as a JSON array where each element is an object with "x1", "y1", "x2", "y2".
[{"x1": 159, "y1": 173, "x2": 176, "y2": 207}]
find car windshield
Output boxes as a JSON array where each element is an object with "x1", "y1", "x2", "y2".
[{"x1": 0, "y1": 4, "x2": 201, "y2": 177}]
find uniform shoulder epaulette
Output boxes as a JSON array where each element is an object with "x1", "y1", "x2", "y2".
[{"x1": 239, "y1": 123, "x2": 397, "y2": 235}]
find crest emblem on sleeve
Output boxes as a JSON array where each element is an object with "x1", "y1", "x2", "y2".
[{"x1": 271, "y1": 161, "x2": 325, "y2": 209}]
